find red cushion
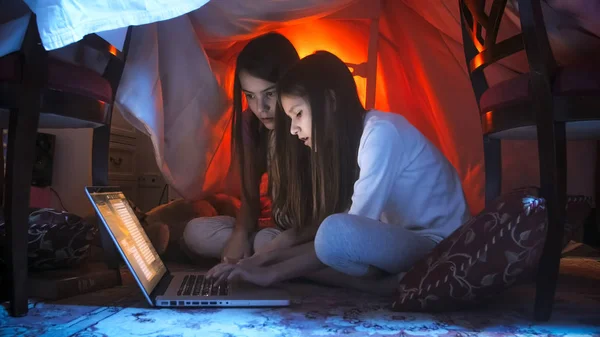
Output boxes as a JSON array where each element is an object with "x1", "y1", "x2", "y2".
[
  {"x1": 0, "y1": 53, "x2": 112, "y2": 103},
  {"x1": 480, "y1": 65, "x2": 600, "y2": 112}
]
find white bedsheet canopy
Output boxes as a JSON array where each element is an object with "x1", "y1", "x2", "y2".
[{"x1": 5, "y1": 0, "x2": 600, "y2": 214}]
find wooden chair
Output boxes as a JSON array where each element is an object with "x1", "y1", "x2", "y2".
[
  {"x1": 459, "y1": 0, "x2": 600, "y2": 321},
  {"x1": 0, "y1": 13, "x2": 132, "y2": 317}
]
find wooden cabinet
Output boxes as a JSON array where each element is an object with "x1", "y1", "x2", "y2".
[{"x1": 108, "y1": 142, "x2": 136, "y2": 179}]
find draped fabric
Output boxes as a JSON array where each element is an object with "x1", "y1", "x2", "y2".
[{"x1": 3, "y1": 0, "x2": 599, "y2": 214}]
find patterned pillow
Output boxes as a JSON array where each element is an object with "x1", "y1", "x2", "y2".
[
  {"x1": 0, "y1": 208, "x2": 98, "y2": 270},
  {"x1": 392, "y1": 190, "x2": 547, "y2": 312}
]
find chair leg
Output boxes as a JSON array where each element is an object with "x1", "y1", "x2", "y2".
[
  {"x1": 595, "y1": 140, "x2": 600, "y2": 243},
  {"x1": 4, "y1": 104, "x2": 41, "y2": 317},
  {"x1": 484, "y1": 136, "x2": 502, "y2": 207},
  {"x1": 91, "y1": 125, "x2": 122, "y2": 283},
  {"x1": 0, "y1": 128, "x2": 4, "y2": 207},
  {"x1": 534, "y1": 121, "x2": 567, "y2": 322},
  {"x1": 92, "y1": 125, "x2": 110, "y2": 186}
]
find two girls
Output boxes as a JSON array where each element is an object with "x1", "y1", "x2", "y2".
[{"x1": 207, "y1": 51, "x2": 470, "y2": 293}]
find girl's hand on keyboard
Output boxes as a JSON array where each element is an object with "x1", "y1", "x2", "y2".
[
  {"x1": 237, "y1": 252, "x2": 270, "y2": 269},
  {"x1": 208, "y1": 262, "x2": 275, "y2": 287},
  {"x1": 225, "y1": 264, "x2": 275, "y2": 287},
  {"x1": 206, "y1": 259, "x2": 235, "y2": 281}
]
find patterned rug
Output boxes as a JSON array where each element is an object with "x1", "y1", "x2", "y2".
[{"x1": 1, "y1": 258, "x2": 599, "y2": 337}]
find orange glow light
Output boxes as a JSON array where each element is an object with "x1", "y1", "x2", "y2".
[
  {"x1": 483, "y1": 111, "x2": 493, "y2": 130},
  {"x1": 278, "y1": 20, "x2": 374, "y2": 107}
]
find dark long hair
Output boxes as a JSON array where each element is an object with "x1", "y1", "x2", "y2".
[
  {"x1": 231, "y1": 32, "x2": 303, "y2": 228},
  {"x1": 274, "y1": 51, "x2": 366, "y2": 230}
]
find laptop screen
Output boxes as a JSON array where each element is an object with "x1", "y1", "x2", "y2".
[{"x1": 88, "y1": 189, "x2": 167, "y2": 295}]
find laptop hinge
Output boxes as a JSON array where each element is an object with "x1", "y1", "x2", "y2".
[{"x1": 150, "y1": 272, "x2": 174, "y2": 299}]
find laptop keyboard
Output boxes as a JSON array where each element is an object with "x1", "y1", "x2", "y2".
[{"x1": 177, "y1": 275, "x2": 229, "y2": 296}]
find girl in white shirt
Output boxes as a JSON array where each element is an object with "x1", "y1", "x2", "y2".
[{"x1": 207, "y1": 51, "x2": 470, "y2": 293}]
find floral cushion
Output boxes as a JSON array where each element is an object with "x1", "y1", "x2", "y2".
[
  {"x1": 0, "y1": 208, "x2": 97, "y2": 271},
  {"x1": 392, "y1": 190, "x2": 547, "y2": 312}
]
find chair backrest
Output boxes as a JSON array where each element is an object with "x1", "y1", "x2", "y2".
[
  {"x1": 20, "y1": 14, "x2": 133, "y2": 103},
  {"x1": 0, "y1": 14, "x2": 133, "y2": 205},
  {"x1": 82, "y1": 30, "x2": 133, "y2": 101},
  {"x1": 14, "y1": 13, "x2": 133, "y2": 128},
  {"x1": 80, "y1": 26, "x2": 133, "y2": 127},
  {"x1": 459, "y1": 0, "x2": 557, "y2": 105}
]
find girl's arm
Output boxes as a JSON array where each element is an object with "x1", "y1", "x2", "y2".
[
  {"x1": 213, "y1": 241, "x2": 324, "y2": 286},
  {"x1": 222, "y1": 142, "x2": 263, "y2": 261},
  {"x1": 291, "y1": 225, "x2": 319, "y2": 245},
  {"x1": 267, "y1": 241, "x2": 324, "y2": 284},
  {"x1": 347, "y1": 122, "x2": 402, "y2": 218},
  {"x1": 236, "y1": 137, "x2": 264, "y2": 231},
  {"x1": 240, "y1": 235, "x2": 306, "y2": 266},
  {"x1": 254, "y1": 225, "x2": 318, "y2": 254}
]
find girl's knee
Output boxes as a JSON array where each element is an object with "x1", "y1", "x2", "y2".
[
  {"x1": 318, "y1": 213, "x2": 348, "y2": 232},
  {"x1": 183, "y1": 216, "x2": 234, "y2": 240},
  {"x1": 253, "y1": 228, "x2": 281, "y2": 252},
  {"x1": 316, "y1": 214, "x2": 351, "y2": 242},
  {"x1": 182, "y1": 216, "x2": 235, "y2": 256},
  {"x1": 314, "y1": 213, "x2": 348, "y2": 264}
]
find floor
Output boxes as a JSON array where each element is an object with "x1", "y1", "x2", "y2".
[{"x1": 1, "y1": 255, "x2": 599, "y2": 337}]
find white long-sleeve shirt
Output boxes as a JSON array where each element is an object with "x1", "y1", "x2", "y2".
[{"x1": 348, "y1": 110, "x2": 470, "y2": 242}]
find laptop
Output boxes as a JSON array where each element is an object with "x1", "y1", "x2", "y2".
[{"x1": 84, "y1": 186, "x2": 291, "y2": 308}]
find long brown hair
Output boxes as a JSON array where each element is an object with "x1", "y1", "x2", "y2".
[
  {"x1": 273, "y1": 51, "x2": 366, "y2": 231},
  {"x1": 231, "y1": 32, "x2": 305, "y2": 229}
]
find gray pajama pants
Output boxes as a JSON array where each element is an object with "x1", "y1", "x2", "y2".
[
  {"x1": 182, "y1": 216, "x2": 281, "y2": 258},
  {"x1": 183, "y1": 214, "x2": 436, "y2": 278},
  {"x1": 314, "y1": 214, "x2": 437, "y2": 276}
]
